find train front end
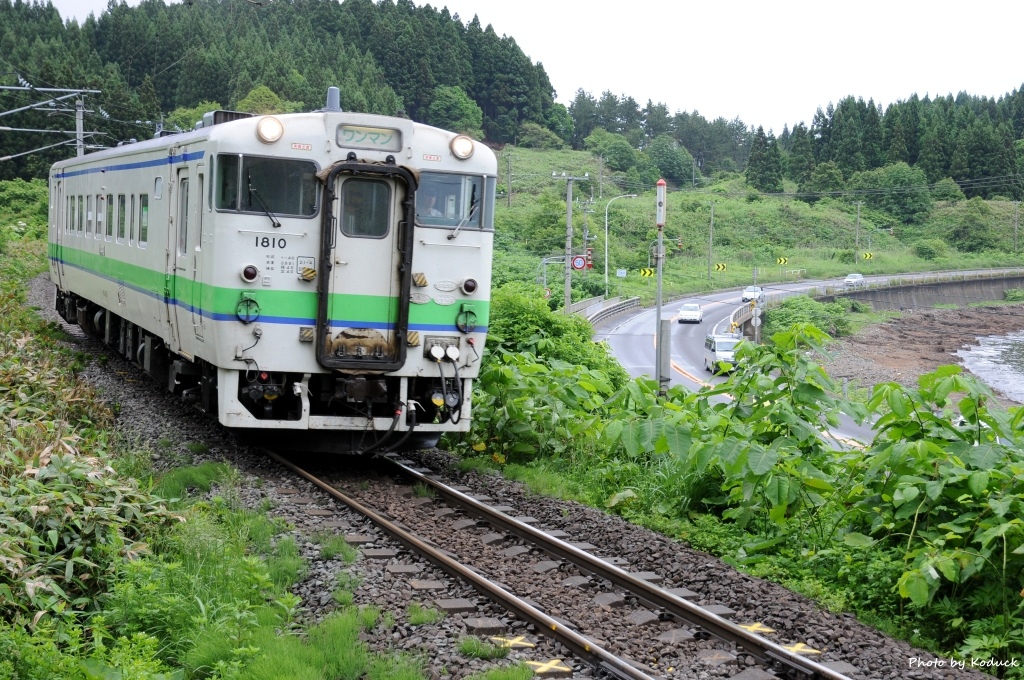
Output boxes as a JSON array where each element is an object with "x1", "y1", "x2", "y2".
[{"x1": 205, "y1": 100, "x2": 496, "y2": 451}]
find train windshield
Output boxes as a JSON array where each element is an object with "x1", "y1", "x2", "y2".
[
  {"x1": 415, "y1": 172, "x2": 493, "y2": 230},
  {"x1": 216, "y1": 154, "x2": 319, "y2": 217}
]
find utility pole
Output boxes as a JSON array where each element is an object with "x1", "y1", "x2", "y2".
[
  {"x1": 553, "y1": 172, "x2": 588, "y2": 314},
  {"x1": 503, "y1": 150, "x2": 514, "y2": 208},
  {"x1": 1011, "y1": 202, "x2": 1019, "y2": 256},
  {"x1": 707, "y1": 203, "x2": 714, "y2": 281},
  {"x1": 0, "y1": 84, "x2": 100, "y2": 160},
  {"x1": 75, "y1": 99, "x2": 84, "y2": 157},
  {"x1": 655, "y1": 179, "x2": 668, "y2": 395},
  {"x1": 854, "y1": 201, "x2": 863, "y2": 251}
]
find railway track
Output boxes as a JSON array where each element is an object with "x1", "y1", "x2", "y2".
[{"x1": 268, "y1": 449, "x2": 858, "y2": 680}]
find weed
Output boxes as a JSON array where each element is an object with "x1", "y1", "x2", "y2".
[
  {"x1": 457, "y1": 637, "x2": 510, "y2": 660},
  {"x1": 186, "y1": 442, "x2": 211, "y2": 455},
  {"x1": 315, "y1": 532, "x2": 358, "y2": 563},
  {"x1": 152, "y1": 462, "x2": 231, "y2": 503},
  {"x1": 267, "y1": 536, "x2": 305, "y2": 589},
  {"x1": 407, "y1": 603, "x2": 445, "y2": 625},
  {"x1": 412, "y1": 482, "x2": 435, "y2": 498},
  {"x1": 465, "y1": 664, "x2": 534, "y2": 680}
]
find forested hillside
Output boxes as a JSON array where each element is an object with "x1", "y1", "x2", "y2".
[{"x1": 1, "y1": 0, "x2": 1023, "y2": 209}]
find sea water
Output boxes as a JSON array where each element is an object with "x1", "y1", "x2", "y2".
[{"x1": 957, "y1": 331, "x2": 1024, "y2": 402}]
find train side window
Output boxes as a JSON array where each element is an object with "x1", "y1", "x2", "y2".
[
  {"x1": 129, "y1": 195, "x2": 136, "y2": 246},
  {"x1": 153, "y1": 177, "x2": 163, "y2": 200},
  {"x1": 105, "y1": 194, "x2": 114, "y2": 239},
  {"x1": 216, "y1": 154, "x2": 239, "y2": 210},
  {"x1": 65, "y1": 196, "x2": 70, "y2": 233},
  {"x1": 340, "y1": 179, "x2": 389, "y2": 238},
  {"x1": 95, "y1": 195, "x2": 104, "y2": 239},
  {"x1": 178, "y1": 178, "x2": 189, "y2": 255},
  {"x1": 116, "y1": 195, "x2": 126, "y2": 243},
  {"x1": 139, "y1": 194, "x2": 149, "y2": 247},
  {"x1": 69, "y1": 196, "x2": 75, "y2": 235},
  {"x1": 77, "y1": 196, "x2": 83, "y2": 234},
  {"x1": 86, "y1": 195, "x2": 93, "y2": 236}
]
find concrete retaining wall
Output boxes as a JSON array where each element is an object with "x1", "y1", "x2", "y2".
[{"x1": 817, "y1": 276, "x2": 1024, "y2": 311}]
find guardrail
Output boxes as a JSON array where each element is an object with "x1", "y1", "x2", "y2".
[
  {"x1": 567, "y1": 295, "x2": 605, "y2": 315},
  {"x1": 587, "y1": 297, "x2": 641, "y2": 325}
]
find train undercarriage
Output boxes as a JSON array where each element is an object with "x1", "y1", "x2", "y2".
[{"x1": 55, "y1": 289, "x2": 459, "y2": 452}]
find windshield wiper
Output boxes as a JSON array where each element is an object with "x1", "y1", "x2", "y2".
[
  {"x1": 248, "y1": 172, "x2": 281, "y2": 228},
  {"x1": 447, "y1": 185, "x2": 478, "y2": 241}
]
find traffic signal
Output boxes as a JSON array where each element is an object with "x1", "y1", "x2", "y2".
[{"x1": 585, "y1": 247, "x2": 593, "y2": 269}]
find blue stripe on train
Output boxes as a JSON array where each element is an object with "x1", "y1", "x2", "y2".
[{"x1": 50, "y1": 256, "x2": 485, "y2": 333}]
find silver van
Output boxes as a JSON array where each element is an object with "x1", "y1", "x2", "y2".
[{"x1": 704, "y1": 334, "x2": 743, "y2": 373}]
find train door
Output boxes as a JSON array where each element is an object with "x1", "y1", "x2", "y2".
[
  {"x1": 191, "y1": 167, "x2": 206, "y2": 340},
  {"x1": 316, "y1": 172, "x2": 413, "y2": 370},
  {"x1": 52, "y1": 179, "x2": 65, "y2": 285},
  {"x1": 167, "y1": 166, "x2": 193, "y2": 354}
]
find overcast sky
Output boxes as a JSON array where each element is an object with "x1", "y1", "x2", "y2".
[{"x1": 49, "y1": 0, "x2": 1023, "y2": 134}]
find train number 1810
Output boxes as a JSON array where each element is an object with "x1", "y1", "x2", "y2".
[{"x1": 256, "y1": 237, "x2": 287, "y2": 249}]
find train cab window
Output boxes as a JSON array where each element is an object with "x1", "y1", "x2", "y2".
[
  {"x1": 216, "y1": 154, "x2": 239, "y2": 210},
  {"x1": 340, "y1": 179, "x2": 389, "y2": 238},
  {"x1": 116, "y1": 195, "x2": 126, "y2": 243},
  {"x1": 77, "y1": 196, "x2": 83, "y2": 234},
  {"x1": 105, "y1": 194, "x2": 114, "y2": 239},
  {"x1": 415, "y1": 172, "x2": 485, "y2": 230},
  {"x1": 139, "y1": 194, "x2": 149, "y2": 246},
  {"x1": 216, "y1": 154, "x2": 318, "y2": 216},
  {"x1": 86, "y1": 195, "x2": 93, "y2": 236}
]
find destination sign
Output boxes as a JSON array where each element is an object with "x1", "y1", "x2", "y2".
[{"x1": 336, "y1": 125, "x2": 402, "y2": 152}]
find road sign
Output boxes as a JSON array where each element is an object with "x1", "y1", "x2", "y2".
[
  {"x1": 714, "y1": 263, "x2": 727, "y2": 272},
  {"x1": 571, "y1": 255, "x2": 587, "y2": 270},
  {"x1": 776, "y1": 257, "x2": 788, "y2": 265},
  {"x1": 752, "y1": 307, "x2": 762, "y2": 317},
  {"x1": 863, "y1": 252, "x2": 874, "y2": 259},
  {"x1": 640, "y1": 268, "x2": 655, "y2": 277},
  {"x1": 616, "y1": 269, "x2": 627, "y2": 278},
  {"x1": 751, "y1": 317, "x2": 762, "y2": 327}
]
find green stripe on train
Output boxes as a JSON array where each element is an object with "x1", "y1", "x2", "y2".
[{"x1": 50, "y1": 244, "x2": 489, "y2": 325}]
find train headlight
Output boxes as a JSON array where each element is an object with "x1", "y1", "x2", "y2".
[
  {"x1": 241, "y1": 265, "x2": 260, "y2": 283},
  {"x1": 256, "y1": 116, "x2": 284, "y2": 144},
  {"x1": 450, "y1": 135, "x2": 474, "y2": 160},
  {"x1": 460, "y1": 278, "x2": 478, "y2": 295}
]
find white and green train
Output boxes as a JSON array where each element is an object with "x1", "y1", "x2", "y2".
[{"x1": 48, "y1": 88, "x2": 495, "y2": 452}]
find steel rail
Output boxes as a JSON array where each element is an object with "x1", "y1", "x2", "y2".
[
  {"x1": 266, "y1": 450, "x2": 658, "y2": 680},
  {"x1": 386, "y1": 456, "x2": 854, "y2": 680}
]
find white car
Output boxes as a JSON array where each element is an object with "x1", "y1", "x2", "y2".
[
  {"x1": 741, "y1": 286, "x2": 764, "y2": 302},
  {"x1": 844, "y1": 273, "x2": 865, "y2": 287},
  {"x1": 676, "y1": 303, "x2": 703, "y2": 324}
]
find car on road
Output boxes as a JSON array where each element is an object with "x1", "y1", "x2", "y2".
[
  {"x1": 676, "y1": 303, "x2": 703, "y2": 324},
  {"x1": 704, "y1": 333, "x2": 743, "y2": 373},
  {"x1": 844, "y1": 273, "x2": 865, "y2": 287},
  {"x1": 741, "y1": 286, "x2": 764, "y2": 302}
]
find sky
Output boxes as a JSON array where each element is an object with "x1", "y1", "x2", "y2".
[{"x1": 48, "y1": 0, "x2": 1023, "y2": 134}]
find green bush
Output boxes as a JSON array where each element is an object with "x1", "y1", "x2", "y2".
[
  {"x1": 1005, "y1": 288, "x2": 1024, "y2": 302},
  {"x1": 913, "y1": 238, "x2": 948, "y2": 260}
]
